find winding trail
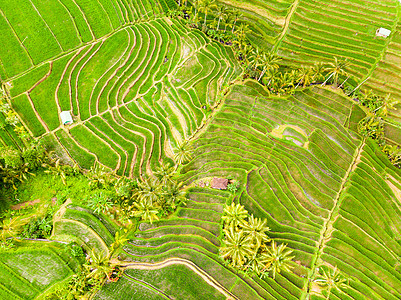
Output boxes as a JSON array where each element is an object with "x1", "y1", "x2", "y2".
[{"x1": 118, "y1": 257, "x2": 239, "y2": 300}]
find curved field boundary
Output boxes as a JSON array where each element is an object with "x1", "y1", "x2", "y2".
[{"x1": 120, "y1": 258, "x2": 240, "y2": 300}]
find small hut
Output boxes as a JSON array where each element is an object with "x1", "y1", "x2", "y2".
[
  {"x1": 60, "y1": 111, "x2": 73, "y2": 125},
  {"x1": 211, "y1": 177, "x2": 228, "y2": 190},
  {"x1": 376, "y1": 28, "x2": 391, "y2": 38}
]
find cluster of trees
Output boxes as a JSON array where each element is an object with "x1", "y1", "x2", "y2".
[
  {"x1": 0, "y1": 83, "x2": 30, "y2": 141},
  {"x1": 45, "y1": 230, "x2": 129, "y2": 299},
  {"x1": 0, "y1": 141, "x2": 47, "y2": 190},
  {"x1": 170, "y1": 3, "x2": 352, "y2": 96},
  {"x1": 81, "y1": 161, "x2": 187, "y2": 225},
  {"x1": 219, "y1": 202, "x2": 294, "y2": 279},
  {"x1": 356, "y1": 90, "x2": 401, "y2": 167}
]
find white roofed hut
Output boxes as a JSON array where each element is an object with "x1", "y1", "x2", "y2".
[
  {"x1": 60, "y1": 111, "x2": 73, "y2": 125},
  {"x1": 376, "y1": 28, "x2": 391, "y2": 38}
]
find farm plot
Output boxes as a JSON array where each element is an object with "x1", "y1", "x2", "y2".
[
  {"x1": 52, "y1": 204, "x2": 118, "y2": 253},
  {"x1": 363, "y1": 23, "x2": 401, "y2": 102},
  {"x1": 275, "y1": 0, "x2": 399, "y2": 83},
  {"x1": 177, "y1": 83, "x2": 401, "y2": 299},
  {"x1": 0, "y1": 0, "x2": 163, "y2": 79},
  {"x1": 0, "y1": 242, "x2": 80, "y2": 299},
  {"x1": 8, "y1": 18, "x2": 240, "y2": 177},
  {"x1": 213, "y1": 0, "x2": 295, "y2": 50},
  {"x1": 108, "y1": 187, "x2": 270, "y2": 299}
]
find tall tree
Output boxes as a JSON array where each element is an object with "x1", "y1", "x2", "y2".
[
  {"x1": 163, "y1": 181, "x2": 186, "y2": 209},
  {"x1": 242, "y1": 215, "x2": 270, "y2": 249},
  {"x1": 231, "y1": 9, "x2": 242, "y2": 33},
  {"x1": 260, "y1": 242, "x2": 294, "y2": 279},
  {"x1": 132, "y1": 199, "x2": 160, "y2": 224},
  {"x1": 258, "y1": 52, "x2": 281, "y2": 81},
  {"x1": 323, "y1": 57, "x2": 348, "y2": 87},
  {"x1": 84, "y1": 249, "x2": 113, "y2": 280},
  {"x1": 215, "y1": 5, "x2": 227, "y2": 31},
  {"x1": 222, "y1": 202, "x2": 248, "y2": 229},
  {"x1": 251, "y1": 48, "x2": 264, "y2": 71},
  {"x1": 199, "y1": 0, "x2": 217, "y2": 26},
  {"x1": 314, "y1": 266, "x2": 348, "y2": 300},
  {"x1": 375, "y1": 93, "x2": 400, "y2": 117},
  {"x1": 154, "y1": 162, "x2": 175, "y2": 186},
  {"x1": 174, "y1": 141, "x2": 193, "y2": 165},
  {"x1": 219, "y1": 226, "x2": 253, "y2": 267},
  {"x1": 234, "y1": 23, "x2": 249, "y2": 42},
  {"x1": 133, "y1": 177, "x2": 162, "y2": 206},
  {"x1": 295, "y1": 67, "x2": 314, "y2": 88},
  {"x1": 312, "y1": 62, "x2": 326, "y2": 83}
]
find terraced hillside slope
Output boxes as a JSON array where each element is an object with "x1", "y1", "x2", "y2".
[
  {"x1": 1, "y1": 0, "x2": 401, "y2": 299},
  {"x1": 177, "y1": 83, "x2": 401, "y2": 299},
  {"x1": 4, "y1": 16, "x2": 240, "y2": 177},
  {"x1": 0, "y1": 241, "x2": 81, "y2": 299},
  {"x1": 0, "y1": 0, "x2": 166, "y2": 78}
]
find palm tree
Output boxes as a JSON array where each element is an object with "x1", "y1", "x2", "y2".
[
  {"x1": 164, "y1": 181, "x2": 186, "y2": 209},
  {"x1": 375, "y1": 93, "x2": 400, "y2": 117},
  {"x1": 357, "y1": 112, "x2": 383, "y2": 139},
  {"x1": 174, "y1": 141, "x2": 193, "y2": 165},
  {"x1": 312, "y1": 62, "x2": 326, "y2": 83},
  {"x1": 86, "y1": 163, "x2": 115, "y2": 188},
  {"x1": 44, "y1": 159, "x2": 68, "y2": 185},
  {"x1": 222, "y1": 202, "x2": 248, "y2": 229},
  {"x1": 220, "y1": 226, "x2": 253, "y2": 267},
  {"x1": 132, "y1": 199, "x2": 160, "y2": 224},
  {"x1": 383, "y1": 145, "x2": 401, "y2": 166},
  {"x1": 223, "y1": 10, "x2": 233, "y2": 33},
  {"x1": 264, "y1": 68, "x2": 280, "y2": 87},
  {"x1": 322, "y1": 57, "x2": 348, "y2": 87},
  {"x1": 215, "y1": 5, "x2": 227, "y2": 31},
  {"x1": 260, "y1": 242, "x2": 294, "y2": 279},
  {"x1": 110, "y1": 230, "x2": 129, "y2": 258},
  {"x1": 87, "y1": 192, "x2": 113, "y2": 214},
  {"x1": 258, "y1": 52, "x2": 281, "y2": 81},
  {"x1": 234, "y1": 23, "x2": 249, "y2": 42},
  {"x1": 231, "y1": 9, "x2": 243, "y2": 33},
  {"x1": 199, "y1": 0, "x2": 217, "y2": 26},
  {"x1": 133, "y1": 176, "x2": 162, "y2": 206},
  {"x1": 244, "y1": 252, "x2": 265, "y2": 276},
  {"x1": 251, "y1": 48, "x2": 264, "y2": 72},
  {"x1": 193, "y1": 0, "x2": 200, "y2": 21},
  {"x1": 314, "y1": 266, "x2": 348, "y2": 300},
  {"x1": 154, "y1": 162, "x2": 175, "y2": 186},
  {"x1": 295, "y1": 67, "x2": 314, "y2": 88},
  {"x1": 0, "y1": 216, "x2": 23, "y2": 241},
  {"x1": 84, "y1": 249, "x2": 113, "y2": 280},
  {"x1": 242, "y1": 215, "x2": 270, "y2": 249}
]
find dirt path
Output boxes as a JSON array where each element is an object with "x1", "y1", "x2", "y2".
[
  {"x1": 119, "y1": 258, "x2": 239, "y2": 300},
  {"x1": 273, "y1": 0, "x2": 300, "y2": 53},
  {"x1": 301, "y1": 138, "x2": 366, "y2": 300},
  {"x1": 11, "y1": 199, "x2": 40, "y2": 210}
]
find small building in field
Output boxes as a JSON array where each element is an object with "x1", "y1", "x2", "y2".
[
  {"x1": 211, "y1": 177, "x2": 228, "y2": 190},
  {"x1": 60, "y1": 111, "x2": 73, "y2": 125},
  {"x1": 376, "y1": 28, "x2": 391, "y2": 38}
]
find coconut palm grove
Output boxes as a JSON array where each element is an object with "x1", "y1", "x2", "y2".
[{"x1": 0, "y1": 0, "x2": 401, "y2": 299}]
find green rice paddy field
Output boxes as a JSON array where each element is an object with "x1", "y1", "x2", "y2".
[{"x1": 1, "y1": 0, "x2": 401, "y2": 299}]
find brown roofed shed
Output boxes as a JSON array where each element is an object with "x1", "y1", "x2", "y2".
[{"x1": 211, "y1": 177, "x2": 228, "y2": 190}]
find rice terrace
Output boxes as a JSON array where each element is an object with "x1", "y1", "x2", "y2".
[{"x1": 1, "y1": 0, "x2": 401, "y2": 299}]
